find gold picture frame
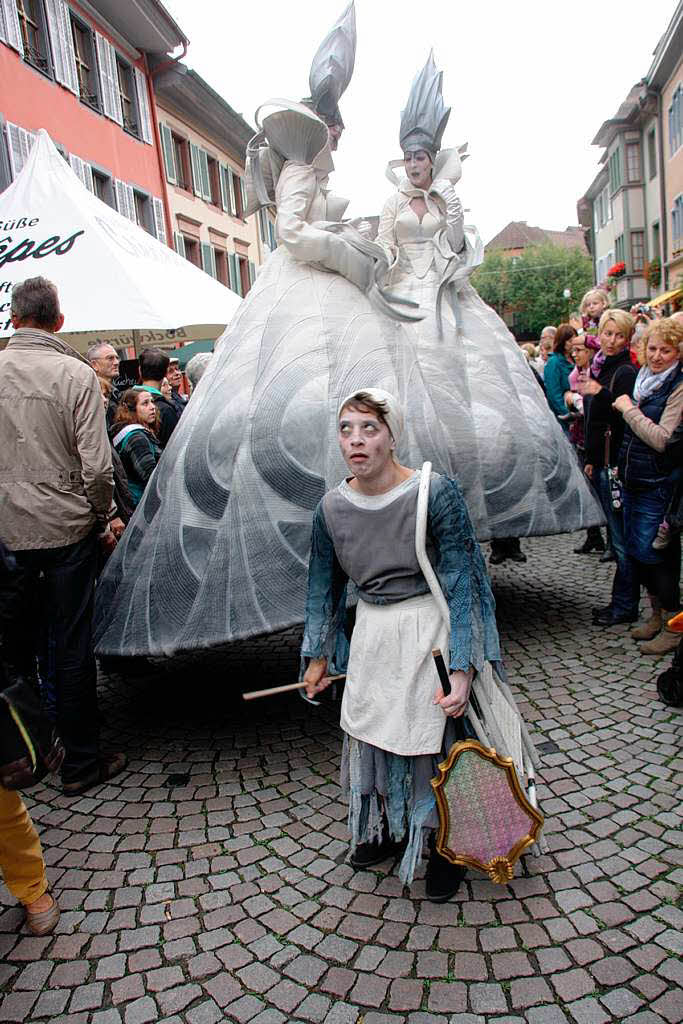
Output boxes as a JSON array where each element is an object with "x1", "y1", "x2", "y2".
[{"x1": 431, "y1": 739, "x2": 544, "y2": 884}]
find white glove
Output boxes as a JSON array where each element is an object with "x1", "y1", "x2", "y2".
[{"x1": 430, "y1": 178, "x2": 465, "y2": 253}]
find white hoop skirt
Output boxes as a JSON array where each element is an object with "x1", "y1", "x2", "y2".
[{"x1": 95, "y1": 245, "x2": 603, "y2": 656}]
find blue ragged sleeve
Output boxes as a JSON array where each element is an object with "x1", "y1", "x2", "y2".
[
  {"x1": 300, "y1": 500, "x2": 350, "y2": 675},
  {"x1": 428, "y1": 475, "x2": 501, "y2": 672}
]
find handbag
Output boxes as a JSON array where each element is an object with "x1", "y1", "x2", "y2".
[
  {"x1": 604, "y1": 429, "x2": 623, "y2": 511},
  {"x1": 0, "y1": 679, "x2": 64, "y2": 790}
]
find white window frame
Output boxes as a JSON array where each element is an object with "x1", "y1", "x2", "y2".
[
  {"x1": 0, "y1": 0, "x2": 24, "y2": 54},
  {"x1": 133, "y1": 66, "x2": 153, "y2": 145},
  {"x1": 151, "y1": 196, "x2": 166, "y2": 245},
  {"x1": 69, "y1": 152, "x2": 94, "y2": 192},
  {"x1": 114, "y1": 178, "x2": 136, "y2": 222},
  {"x1": 95, "y1": 32, "x2": 123, "y2": 126},
  {"x1": 5, "y1": 121, "x2": 36, "y2": 178},
  {"x1": 44, "y1": 0, "x2": 78, "y2": 95}
]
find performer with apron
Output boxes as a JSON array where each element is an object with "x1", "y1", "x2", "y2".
[{"x1": 302, "y1": 388, "x2": 502, "y2": 901}]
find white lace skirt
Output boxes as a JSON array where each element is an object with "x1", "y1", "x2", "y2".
[{"x1": 340, "y1": 593, "x2": 449, "y2": 756}]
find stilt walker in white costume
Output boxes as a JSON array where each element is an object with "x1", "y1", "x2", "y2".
[
  {"x1": 302, "y1": 388, "x2": 502, "y2": 901},
  {"x1": 94, "y1": 14, "x2": 602, "y2": 660}
]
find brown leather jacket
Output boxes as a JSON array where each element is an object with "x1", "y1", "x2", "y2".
[{"x1": 0, "y1": 328, "x2": 113, "y2": 550}]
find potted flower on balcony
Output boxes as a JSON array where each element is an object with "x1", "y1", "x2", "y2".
[
  {"x1": 607, "y1": 261, "x2": 626, "y2": 279},
  {"x1": 645, "y1": 258, "x2": 661, "y2": 289}
]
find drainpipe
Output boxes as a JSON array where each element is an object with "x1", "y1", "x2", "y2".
[
  {"x1": 656, "y1": 89, "x2": 669, "y2": 291},
  {"x1": 144, "y1": 45, "x2": 188, "y2": 249}
]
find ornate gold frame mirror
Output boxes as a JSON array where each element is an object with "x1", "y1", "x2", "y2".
[{"x1": 431, "y1": 740, "x2": 544, "y2": 884}]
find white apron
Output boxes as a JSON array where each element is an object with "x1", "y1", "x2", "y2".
[{"x1": 340, "y1": 592, "x2": 449, "y2": 756}]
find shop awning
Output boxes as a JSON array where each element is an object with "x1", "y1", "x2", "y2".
[{"x1": 650, "y1": 287, "x2": 683, "y2": 308}]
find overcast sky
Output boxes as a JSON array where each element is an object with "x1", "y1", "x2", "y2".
[{"x1": 162, "y1": 0, "x2": 677, "y2": 244}]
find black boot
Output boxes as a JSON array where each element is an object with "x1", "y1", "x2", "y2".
[
  {"x1": 657, "y1": 639, "x2": 683, "y2": 708},
  {"x1": 574, "y1": 527, "x2": 605, "y2": 554},
  {"x1": 349, "y1": 822, "x2": 407, "y2": 869},
  {"x1": 425, "y1": 836, "x2": 466, "y2": 902},
  {"x1": 489, "y1": 539, "x2": 507, "y2": 565}
]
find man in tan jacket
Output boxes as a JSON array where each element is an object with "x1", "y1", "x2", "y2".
[{"x1": 0, "y1": 276, "x2": 126, "y2": 795}]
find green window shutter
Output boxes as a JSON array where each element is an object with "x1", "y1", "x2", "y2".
[
  {"x1": 199, "y1": 149, "x2": 211, "y2": 202},
  {"x1": 248, "y1": 261, "x2": 256, "y2": 288},
  {"x1": 227, "y1": 168, "x2": 237, "y2": 217},
  {"x1": 173, "y1": 231, "x2": 186, "y2": 258},
  {"x1": 189, "y1": 143, "x2": 202, "y2": 197},
  {"x1": 201, "y1": 242, "x2": 217, "y2": 278},
  {"x1": 268, "y1": 220, "x2": 277, "y2": 249},
  {"x1": 219, "y1": 164, "x2": 229, "y2": 212},
  {"x1": 160, "y1": 123, "x2": 177, "y2": 185},
  {"x1": 228, "y1": 253, "x2": 242, "y2": 296},
  {"x1": 239, "y1": 176, "x2": 247, "y2": 217}
]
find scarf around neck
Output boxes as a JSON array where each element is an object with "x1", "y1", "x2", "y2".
[{"x1": 633, "y1": 362, "x2": 680, "y2": 404}]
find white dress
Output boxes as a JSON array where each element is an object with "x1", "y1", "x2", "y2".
[
  {"x1": 376, "y1": 171, "x2": 601, "y2": 536},
  {"x1": 95, "y1": 138, "x2": 603, "y2": 658}
]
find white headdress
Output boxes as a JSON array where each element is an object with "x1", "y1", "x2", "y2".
[
  {"x1": 337, "y1": 388, "x2": 404, "y2": 444},
  {"x1": 400, "y1": 51, "x2": 450, "y2": 157},
  {"x1": 305, "y1": 2, "x2": 356, "y2": 128}
]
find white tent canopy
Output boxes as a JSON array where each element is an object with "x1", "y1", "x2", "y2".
[{"x1": 0, "y1": 130, "x2": 241, "y2": 352}]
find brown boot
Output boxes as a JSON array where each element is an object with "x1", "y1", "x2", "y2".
[
  {"x1": 641, "y1": 612, "x2": 681, "y2": 655},
  {"x1": 631, "y1": 596, "x2": 662, "y2": 640}
]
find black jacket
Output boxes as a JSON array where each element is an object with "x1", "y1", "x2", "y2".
[{"x1": 583, "y1": 350, "x2": 636, "y2": 468}]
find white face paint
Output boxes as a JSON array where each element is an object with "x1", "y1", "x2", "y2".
[{"x1": 338, "y1": 406, "x2": 394, "y2": 481}]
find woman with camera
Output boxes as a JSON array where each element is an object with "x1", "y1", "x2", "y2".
[{"x1": 612, "y1": 317, "x2": 683, "y2": 653}]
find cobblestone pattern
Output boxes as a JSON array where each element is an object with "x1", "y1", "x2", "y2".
[{"x1": 1, "y1": 535, "x2": 681, "y2": 1024}]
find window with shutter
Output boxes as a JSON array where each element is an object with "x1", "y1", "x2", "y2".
[
  {"x1": 68, "y1": 153, "x2": 93, "y2": 191},
  {"x1": 227, "y1": 166, "x2": 237, "y2": 217},
  {"x1": 174, "y1": 232, "x2": 186, "y2": 258},
  {"x1": 95, "y1": 32, "x2": 122, "y2": 125},
  {"x1": 248, "y1": 261, "x2": 256, "y2": 288},
  {"x1": 6, "y1": 122, "x2": 35, "y2": 178},
  {"x1": 114, "y1": 179, "x2": 135, "y2": 222},
  {"x1": 133, "y1": 66, "x2": 153, "y2": 144},
  {"x1": 159, "y1": 122, "x2": 177, "y2": 185},
  {"x1": 219, "y1": 164, "x2": 230, "y2": 212},
  {"x1": 44, "y1": 0, "x2": 78, "y2": 94},
  {"x1": 189, "y1": 143, "x2": 202, "y2": 197},
  {"x1": 228, "y1": 252, "x2": 239, "y2": 295},
  {"x1": 152, "y1": 197, "x2": 167, "y2": 245},
  {"x1": 199, "y1": 148, "x2": 211, "y2": 202},
  {"x1": 70, "y1": 14, "x2": 99, "y2": 108},
  {"x1": 201, "y1": 242, "x2": 217, "y2": 278},
  {"x1": 0, "y1": 0, "x2": 24, "y2": 53}
]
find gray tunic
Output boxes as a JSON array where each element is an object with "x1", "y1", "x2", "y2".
[{"x1": 321, "y1": 473, "x2": 435, "y2": 604}]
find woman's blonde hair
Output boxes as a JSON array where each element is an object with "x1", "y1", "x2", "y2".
[
  {"x1": 520, "y1": 343, "x2": 537, "y2": 361},
  {"x1": 580, "y1": 288, "x2": 609, "y2": 315},
  {"x1": 597, "y1": 308, "x2": 635, "y2": 340},
  {"x1": 637, "y1": 316, "x2": 683, "y2": 365}
]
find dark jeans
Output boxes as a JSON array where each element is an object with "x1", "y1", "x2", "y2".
[
  {"x1": 596, "y1": 468, "x2": 639, "y2": 617},
  {"x1": 623, "y1": 481, "x2": 681, "y2": 610},
  {"x1": 9, "y1": 531, "x2": 100, "y2": 784}
]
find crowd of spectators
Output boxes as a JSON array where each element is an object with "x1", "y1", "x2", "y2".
[{"x1": 519, "y1": 290, "x2": 683, "y2": 666}]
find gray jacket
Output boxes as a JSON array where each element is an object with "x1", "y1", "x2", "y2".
[{"x1": 0, "y1": 328, "x2": 113, "y2": 550}]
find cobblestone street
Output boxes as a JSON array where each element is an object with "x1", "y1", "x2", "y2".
[{"x1": 1, "y1": 534, "x2": 681, "y2": 1024}]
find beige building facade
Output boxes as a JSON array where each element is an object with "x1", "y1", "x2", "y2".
[
  {"x1": 659, "y1": 50, "x2": 683, "y2": 287},
  {"x1": 578, "y1": 3, "x2": 683, "y2": 307},
  {"x1": 152, "y1": 62, "x2": 276, "y2": 298}
]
